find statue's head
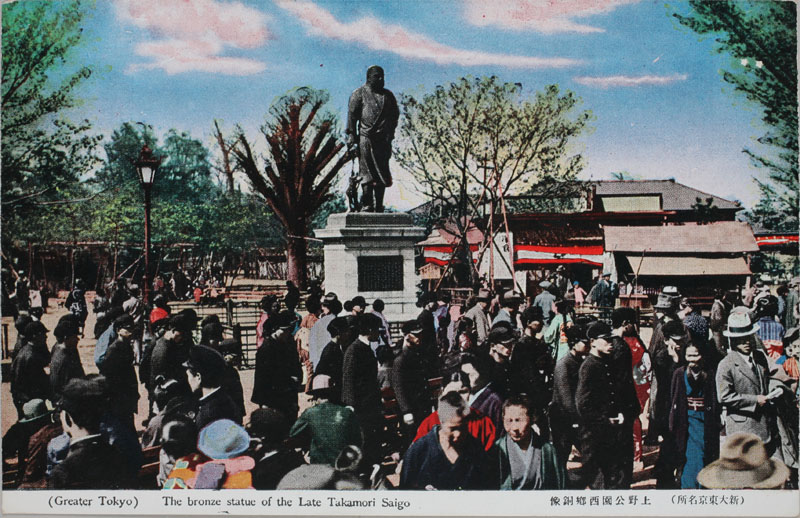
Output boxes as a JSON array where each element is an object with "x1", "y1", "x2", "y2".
[{"x1": 366, "y1": 65, "x2": 384, "y2": 90}]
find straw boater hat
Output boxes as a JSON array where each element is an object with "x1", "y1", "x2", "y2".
[
  {"x1": 697, "y1": 432, "x2": 789, "y2": 489},
  {"x1": 722, "y1": 309, "x2": 760, "y2": 338}
]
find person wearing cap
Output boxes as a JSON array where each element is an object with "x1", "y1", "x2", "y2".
[
  {"x1": 370, "y1": 298, "x2": 392, "y2": 350},
  {"x1": 696, "y1": 432, "x2": 789, "y2": 489},
  {"x1": 252, "y1": 310, "x2": 302, "y2": 424},
  {"x1": 716, "y1": 309, "x2": 781, "y2": 460},
  {"x1": 65, "y1": 279, "x2": 88, "y2": 338},
  {"x1": 550, "y1": 323, "x2": 590, "y2": 488},
  {"x1": 10, "y1": 321, "x2": 51, "y2": 419},
  {"x1": 3, "y1": 398, "x2": 56, "y2": 486},
  {"x1": 99, "y1": 315, "x2": 140, "y2": 430},
  {"x1": 248, "y1": 408, "x2": 304, "y2": 489},
  {"x1": 486, "y1": 321, "x2": 516, "y2": 398},
  {"x1": 576, "y1": 321, "x2": 626, "y2": 489},
  {"x1": 709, "y1": 289, "x2": 731, "y2": 355},
  {"x1": 185, "y1": 345, "x2": 240, "y2": 429},
  {"x1": 489, "y1": 395, "x2": 565, "y2": 490},
  {"x1": 510, "y1": 306, "x2": 554, "y2": 421},
  {"x1": 492, "y1": 290, "x2": 523, "y2": 330},
  {"x1": 48, "y1": 378, "x2": 133, "y2": 489},
  {"x1": 390, "y1": 319, "x2": 433, "y2": 439},
  {"x1": 289, "y1": 374, "x2": 363, "y2": 466},
  {"x1": 342, "y1": 313, "x2": 384, "y2": 467},
  {"x1": 121, "y1": 284, "x2": 145, "y2": 363},
  {"x1": 49, "y1": 316, "x2": 85, "y2": 401},
  {"x1": 646, "y1": 289, "x2": 681, "y2": 441},
  {"x1": 400, "y1": 391, "x2": 495, "y2": 489},
  {"x1": 308, "y1": 294, "x2": 342, "y2": 371},
  {"x1": 552, "y1": 265, "x2": 572, "y2": 300},
  {"x1": 11, "y1": 314, "x2": 33, "y2": 360},
  {"x1": 465, "y1": 289, "x2": 492, "y2": 348},
  {"x1": 17, "y1": 399, "x2": 63, "y2": 488},
  {"x1": 533, "y1": 282, "x2": 557, "y2": 327},
  {"x1": 461, "y1": 353, "x2": 504, "y2": 431},
  {"x1": 669, "y1": 343, "x2": 721, "y2": 488},
  {"x1": 589, "y1": 272, "x2": 614, "y2": 311}
]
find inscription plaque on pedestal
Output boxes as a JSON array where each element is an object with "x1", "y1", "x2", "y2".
[{"x1": 358, "y1": 256, "x2": 403, "y2": 291}]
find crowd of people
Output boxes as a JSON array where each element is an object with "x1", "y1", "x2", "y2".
[{"x1": 3, "y1": 272, "x2": 799, "y2": 491}]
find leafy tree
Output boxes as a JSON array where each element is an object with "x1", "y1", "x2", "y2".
[
  {"x1": 232, "y1": 86, "x2": 352, "y2": 288},
  {"x1": 395, "y1": 76, "x2": 591, "y2": 283},
  {"x1": 674, "y1": 1, "x2": 797, "y2": 232},
  {"x1": 2, "y1": 0, "x2": 103, "y2": 250}
]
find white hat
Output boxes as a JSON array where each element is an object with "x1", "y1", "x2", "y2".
[{"x1": 722, "y1": 308, "x2": 760, "y2": 338}]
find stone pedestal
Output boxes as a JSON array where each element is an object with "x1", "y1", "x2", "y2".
[{"x1": 315, "y1": 212, "x2": 426, "y2": 322}]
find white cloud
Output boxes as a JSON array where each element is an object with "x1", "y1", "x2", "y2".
[
  {"x1": 275, "y1": 0, "x2": 580, "y2": 69},
  {"x1": 114, "y1": 0, "x2": 270, "y2": 75},
  {"x1": 463, "y1": 0, "x2": 640, "y2": 34},
  {"x1": 573, "y1": 73, "x2": 688, "y2": 88}
]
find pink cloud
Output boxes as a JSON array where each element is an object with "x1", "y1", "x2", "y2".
[
  {"x1": 276, "y1": 0, "x2": 580, "y2": 69},
  {"x1": 574, "y1": 74, "x2": 688, "y2": 88},
  {"x1": 115, "y1": 0, "x2": 270, "y2": 75},
  {"x1": 464, "y1": 0, "x2": 640, "y2": 33}
]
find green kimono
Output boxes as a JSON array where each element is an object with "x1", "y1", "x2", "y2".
[{"x1": 491, "y1": 432, "x2": 566, "y2": 490}]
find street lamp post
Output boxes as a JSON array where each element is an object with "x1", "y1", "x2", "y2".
[{"x1": 133, "y1": 144, "x2": 162, "y2": 305}]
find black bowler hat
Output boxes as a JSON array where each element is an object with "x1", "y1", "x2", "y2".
[
  {"x1": 401, "y1": 319, "x2": 424, "y2": 336},
  {"x1": 489, "y1": 322, "x2": 516, "y2": 344},
  {"x1": 183, "y1": 345, "x2": 226, "y2": 386},
  {"x1": 350, "y1": 296, "x2": 368, "y2": 308}
]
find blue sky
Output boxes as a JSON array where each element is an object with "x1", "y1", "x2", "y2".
[{"x1": 55, "y1": 0, "x2": 771, "y2": 210}]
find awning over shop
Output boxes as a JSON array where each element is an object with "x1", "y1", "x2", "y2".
[
  {"x1": 516, "y1": 245, "x2": 604, "y2": 267},
  {"x1": 625, "y1": 255, "x2": 751, "y2": 276},
  {"x1": 423, "y1": 245, "x2": 479, "y2": 266},
  {"x1": 604, "y1": 222, "x2": 759, "y2": 254}
]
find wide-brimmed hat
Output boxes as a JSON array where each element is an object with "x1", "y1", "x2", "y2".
[
  {"x1": 197, "y1": 419, "x2": 251, "y2": 459},
  {"x1": 488, "y1": 323, "x2": 515, "y2": 344},
  {"x1": 475, "y1": 288, "x2": 492, "y2": 302},
  {"x1": 19, "y1": 399, "x2": 54, "y2": 424},
  {"x1": 309, "y1": 374, "x2": 335, "y2": 397},
  {"x1": 697, "y1": 432, "x2": 789, "y2": 489},
  {"x1": 723, "y1": 309, "x2": 760, "y2": 337},
  {"x1": 653, "y1": 293, "x2": 679, "y2": 310}
]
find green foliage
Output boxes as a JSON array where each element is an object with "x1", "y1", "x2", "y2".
[
  {"x1": 674, "y1": 1, "x2": 798, "y2": 231},
  {"x1": 396, "y1": 77, "x2": 592, "y2": 218},
  {"x1": 691, "y1": 197, "x2": 720, "y2": 224},
  {"x1": 2, "y1": 0, "x2": 103, "y2": 247}
]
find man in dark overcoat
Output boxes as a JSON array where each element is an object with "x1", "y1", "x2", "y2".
[
  {"x1": 99, "y1": 315, "x2": 140, "y2": 430},
  {"x1": 10, "y1": 321, "x2": 51, "y2": 418},
  {"x1": 342, "y1": 313, "x2": 383, "y2": 466},
  {"x1": 49, "y1": 316, "x2": 85, "y2": 400},
  {"x1": 252, "y1": 311, "x2": 302, "y2": 424},
  {"x1": 390, "y1": 319, "x2": 432, "y2": 438},
  {"x1": 185, "y1": 345, "x2": 240, "y2": 429}
]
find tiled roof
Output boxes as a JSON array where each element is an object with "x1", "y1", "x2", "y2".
[{"x1": 592, "y1": 179, "x2": 740, "y2": 211}]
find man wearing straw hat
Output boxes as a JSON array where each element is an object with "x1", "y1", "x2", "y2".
[{"x1": 716, "y1": 309, "x2": 781, "y2": 459}]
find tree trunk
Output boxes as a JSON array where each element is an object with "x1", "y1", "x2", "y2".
[{"x1": 285, "y1": 221, "x2": 308, "y2": 289}]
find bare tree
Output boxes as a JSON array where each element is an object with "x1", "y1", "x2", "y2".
[{"x1": 212, "y1": 119, "x2": 237, "y2": 193}]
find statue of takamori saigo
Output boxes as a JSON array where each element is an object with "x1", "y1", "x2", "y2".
[{"x1": 346, "y1": 65, "x2": 399, "y2": 213}]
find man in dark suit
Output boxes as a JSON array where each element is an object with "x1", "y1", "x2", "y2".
[
  {"x1": 11, "y1": 321, "x2": 51, "y2": 419},
  {"x1": 342, "y1": 313, "x2": 383, "y2": 467},
  {"x1": 716, "y1": 310, "x2": 780, "y2": 458},
  {"x1": 315, "y1": 316, "x2": 354, "y2": 399},
  {"x1": 48, "y1": 378, "x2": 132, "y2": 489},
  {"x1": 576, "y1": 321, "x2": 625, "y2": 489},
  {"x1": 99, "y1": 315, "x2": 140, "y2": 430},
  {"x1": 251, "y1": 311, "x2": 302, "y2": 424},
  {"x1": 185, "y1": 345, "x2": 240, "y2": 430},
  {"x1": 390, "y1": 319, "x2": 432, "y2": 440}
]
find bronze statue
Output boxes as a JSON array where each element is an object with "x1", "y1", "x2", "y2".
[{"x1": 346, "y1": 65, "x2": 399, "y2": 213}]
